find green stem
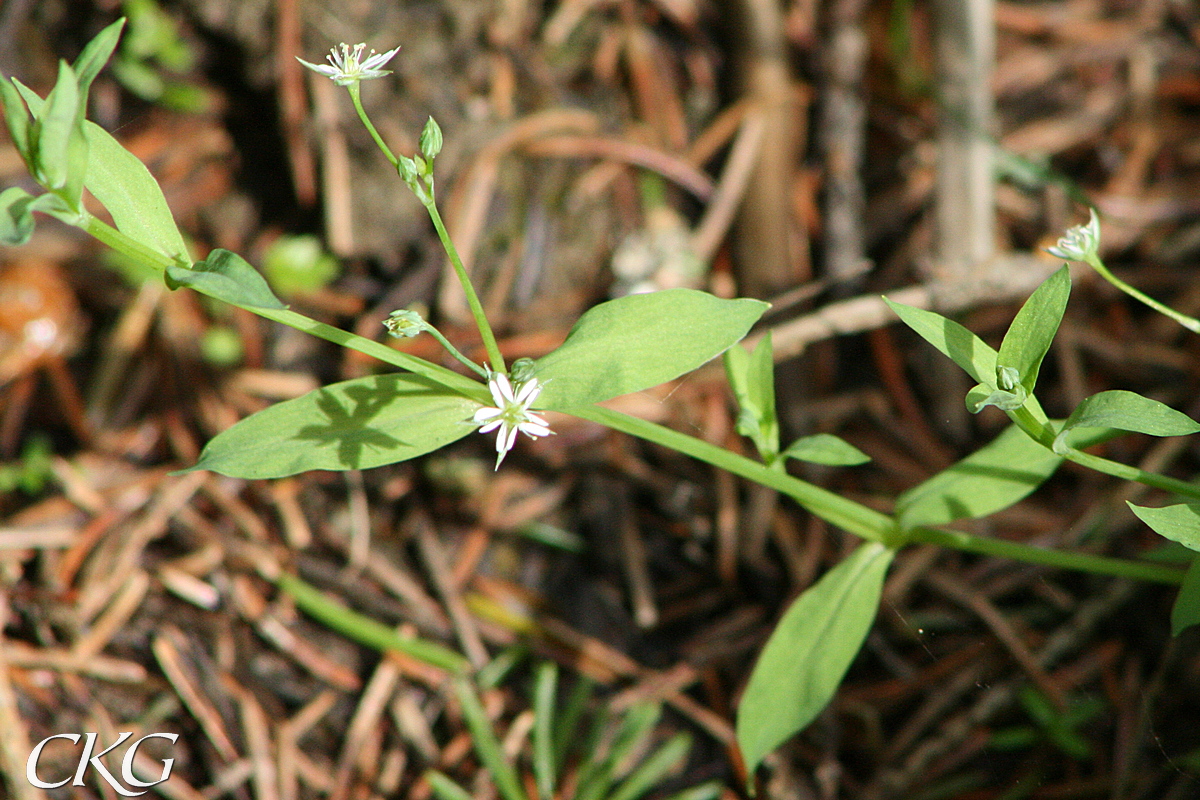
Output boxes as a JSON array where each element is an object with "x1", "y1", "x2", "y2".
[
  {"x1": 348, "y1": 82, "x2": 399, "y2": 169},
  {"x1": 1009, "y1": 405, "x2": 1056, "y2": 448},
  {"x1": 1086, "y1": 255, "x2": 1200, "y2": 335},
  {"x1": 570, "y1": 405, "x2": 897, "y2": 545},
  {"x1": 83, "y1": 215, "x2": 488, "y2": 403},
  {"x1": 81, "y1": 215, "x2": 1188, "y2": 588},
  {"x1": 571, "y1": 405, "x2": 1187, "y2": 585},
  {"x1": 1063, "y1": 448, "x2": 1200, "y2": 502},
  {"x1": 907, "y1": 526, "x2": 1184, "y2": 585},
  {"x1": 1008, "y1": 401, "x2": 1200, "y2": 503},
  {"x1": 424, "y1": 195, "x2": 506, "y2": 374},
  {"x1": 425, "y1": 325, "x2": 488, "y2": 378}
]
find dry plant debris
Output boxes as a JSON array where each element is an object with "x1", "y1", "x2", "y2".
[{"x1": 2, "y1": 1, "x2": 1200, "y2": 798}]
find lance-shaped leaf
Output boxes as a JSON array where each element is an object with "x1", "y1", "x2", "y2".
[
  {"x1": 166, "y1": 249, "x2": 285, "y2": 310},
  {"x1": 72, "y1": 18, "x2": 126, "y2": 100},
  {"x1": 996, "y1": 266, "x2": 1070, "y2": 396},
  {"x1": 1128, "y1": 502, "x2": 1200, "y2": 553},
  {"x1": 1172, "y1": 558, "x2": 1200, "y2": 636},
  {"x1": 725, "y1": 332, "x2": 779, "y2": 461},
  {"x1": 83, "y1": 118, "x2": 191, "y2": 264},
  {"x1": 1053, "y1": 390, "x2": 1200, "y2": 454},
  {"x1": 32, "y1": 61, "x2": 81, "y2": 191},
  {"x1": 737, "y1": 542, "x2": 894, "y2": 774},
  {"x1": 534, "y1": 289, "x2": 767, "y2": 410},
  {"x1": 187, "y1": 374, "x2": 480, "y2": 478},
  {"x1": 884, "y1": 299, "x2": 997, "y2": 385},
  {"x1": 782, "y1": 433, "x2": 870, "y2": 466},
  {"x1": 0, "y1": 187, "x2": 38, "y2": 245},
  {"x1": 897, "y1": 423, "x2": 1063, "y2": 528},
  {"x1": 0, "y1": 78, "x2": 32, "y2": 165}
]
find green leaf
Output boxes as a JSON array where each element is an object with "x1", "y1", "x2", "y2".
[
  {"x1": 33, "y1": 61, "x2": 81, "y2": 190},
  {"x1": 187, "y1": 373, "x2": 480, "y2": 478},
  {"x1": 0, "y1": 187, "x2": 36, "y2": 245},
  {"x1": 274, "y1": 572, "x2": 468, "y2": 672},
  {"x1": 782, "y1": 433, "x2": 870, "y2": 466},
  {"x1": 577, "y1": 704, "x2": 661, "y2": 800},
  {"x1": 737, "y1": 542, "x2": 894, "y2": 774},
  {"x1": 534, "y1": 289, "x2": 767, "y2": 409},
  {"x1": 1171, "y1": 558, "x2": 1200, "y2": 636},
  {"x1": 724, "y1": 333, "x2": 779, "y2": 460},
  {"x1": 166, "y1": 249, "x2": 286, "y2": 310},
  {"x1": 424, "y1": 771, "x2": 473, "y2": 800},
  {"x1": 453, "y1": 677, "x2": 527, "y2": 800},
  {"x1": 997, "y1": 266, "x2": 1070, "y2": 395},
  {"x1": 966, "y1": 381, "x2": 1026, "y2": 414},
  {"x1": 83, "y1": 118, "x2": 190, "y2": 263},
  {"x1": 1128, "y1": 502, "x2": 1200, "y2": 553},
  {"x1": 607, "y1": 732, "x2": 691, "y2": 800},
  {"x1": 0, "y1": 191, "x2": 71, "y2": 245},
  {"x1": 897, "y1": 424, "x2": 1062, "y2": 528},
  {"x1": 532, "y1": 662, "x2": 557, "y2": 800},
  {"x1": 73, "y1": 18, "x2": 126, "y2": 99},
  {"x1": 884, "y1": 298, "x2": 997, "y2": 385},
  {"x1": 0, "y1": 78, "x2": 31, "y2": 164},
  {"x1": 1054, "y1": 390, "x2": 1200, "y2": 454}
]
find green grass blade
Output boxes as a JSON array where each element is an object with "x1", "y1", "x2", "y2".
[
  {"x1": 425, "y1": 770, "x2": 474, "y2": 800},
  {"x1": 606, "y1": 732, "x2": 692, "y2": 800},
  {"x1": 453, "y1": 677, "x2": 529, "y2": 800},
  {"x1": 531, "y1": 662, "x2": 558, "y2": 800}
]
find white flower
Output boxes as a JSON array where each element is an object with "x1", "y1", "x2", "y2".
[
  {"x1": 1047, "y1": 208, "x2": 1100, "y2": 262},
  {"x1": 297, "y1": 43, "x2": 400, "y2": 86},
  {"x1": 473, "y1": 372, "x2": 552, "y2": 469}
]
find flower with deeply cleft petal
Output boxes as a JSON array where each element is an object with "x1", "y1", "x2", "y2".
[
  {"x1": 473, "y1": 372, "x2": 552, "y2": 469},
  {"x1": 297, "y1": 43, "x2": 401, "y2": 86}
]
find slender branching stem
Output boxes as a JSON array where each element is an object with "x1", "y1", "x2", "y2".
[{"x1": 423, "y1": 193, "x2": 506, "y2": 374}]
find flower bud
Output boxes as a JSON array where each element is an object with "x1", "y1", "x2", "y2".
[
  {"x1": 419, "y1": 117, "x2": 443, "y2": 161},
  {"x1": 384, "y1": 308, "x2": 427, "y2": 338}
]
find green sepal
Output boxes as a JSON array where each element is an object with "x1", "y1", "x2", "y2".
[{"x1": 165, "y1": 249, "x2": 286, "y2": 311}]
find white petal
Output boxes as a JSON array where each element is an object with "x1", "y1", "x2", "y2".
[
  {"x1": 296, "y1": 57, "x2": 338, "y2": 77},
  {"x1": 514, "y1": 379, "x2": 541, "y2": 406},
  {"x1": 489, "y1": 373, "x2": 514, "y2": 406},
  {"x1": 473, "y1": 407, "x2": 502, "y2": 424},
  {"x1": 501, "y1": 424, "x2": 520, "y2": 454},
  {"x1": 362, "y1": 45, "x2": 401, "y2": 70},
  {"x1": 518, "y1": 421, "x2": 551, "y2": 438},
  {"x1": 478, "y1": 419, "x2": 503, "y2": 434}
]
